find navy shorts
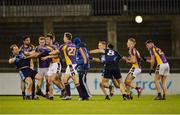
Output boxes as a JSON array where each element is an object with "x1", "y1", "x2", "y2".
[
  {"x1": 19, "y1": 68, "x2": 37, "y2": 81},
  {"x1": 102, "y1": 66, "x2": 122, "y2": 79}
]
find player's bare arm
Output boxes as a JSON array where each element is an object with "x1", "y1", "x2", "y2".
[
  {"x1": 90, "y1": 49, "x2": 105, "y2": 54},
  {"x1": 41, "y1": 54, "x2": 58, "y2": 61},
  {"x1": 92, "y1": 57, "x2": 101, "y2": 62},
  {"x1": 49, "y1": 49, "x2": 59, "y2": 55},
  {"x1": 146, "y1": 55, "x2": 155, "y2": 69}
]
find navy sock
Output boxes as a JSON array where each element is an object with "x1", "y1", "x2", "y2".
[
  {"x1": 22, "y1": 91, "x2": 25, "y2": 97},
  {"x1": 65, "y1": 83, "x2": 71, "y2": 96},
  {"x1": 76, "y1": 84, "x2": 84, "y2": 98}
]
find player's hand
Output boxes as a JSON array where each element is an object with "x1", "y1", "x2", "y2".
[
  {"x1": 141, "y1": 56, "x2": 147, "y2": 62},
  {"x1": 24, "y1": 51, "x2": 29, "y2": 56},
  {"x1": 122, "y1": 56, "x2": 128, "y2": 63},
  {"x1": 122, "y1": 56, "x2": 127, "y2": 60},
  {"x1": 149, "y1": 69, "x2": 154, "y2": 76}
]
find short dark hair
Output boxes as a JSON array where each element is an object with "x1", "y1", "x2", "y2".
[
  {"x1": 145, "y1": 40, "x2": 153, "y2": 44},
  {"x1": 64, "y1": 32, "x2": 72, "y2": 40},
  {"x1": 46, "y1": 33, "x2": 53, "y2": 40},
  {"x1": 10, "y1": 44, "x2": 18, "y2": 51},
  {"x1": 23, "y1": 35, "x2": 30, "y2": 41},
  {"x1": 39, "y1": 36, "x2": 45, "y2": 41},
  {"x1": 108, "y1": 43, "x2": 114, "y2": 49}
]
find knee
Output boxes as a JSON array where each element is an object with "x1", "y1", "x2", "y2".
[
  {"x1": 114, "y1": 84, "x2": 119, "y2": 88},
  {"x1": 125, "y1": 79, "x2": 131, "y2": 85},
  {"x1": 99, "y1": 81, "x2": 103, "y2": 87}
]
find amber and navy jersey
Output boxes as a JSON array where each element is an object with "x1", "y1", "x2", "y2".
[
  {"x1": 46, "y1": 45, "x2": 60, "y2": 63},
  {"x1": 20, "y1": 44, "x2": 35, "y2": 69},
  {"x1": 59, "y1": 41, "x2": 77, "y2": 65},
  {"x1": 35, "y1": 45, "x2": 51, "y2": 68},
  {"x1": 129, "y1": 48, "x2": 142, "y2": 69},
  {"x1": 149, "y1": 46, "x2": 168, "y2": 65},
  {"x1": 76, "y1": 43, "x2": 90, "y2": 70},
  {"x1": 14, "y1": 51, "x2": 31, "y2": 69}
]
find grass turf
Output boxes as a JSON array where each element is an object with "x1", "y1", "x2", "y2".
[{"x1": 0, "y1": 95, "x2": 180, "y2": 114}]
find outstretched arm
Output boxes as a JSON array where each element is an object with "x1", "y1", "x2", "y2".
[
  {"x1": 8, "y1": 57, "x2": 16, "y2": 64},
  {"x1": 90, "y1": 49, "x2": 105, "y2": 54},
  {"x1": 92, "y1": 57, "x2": 101, "y2": 62}
]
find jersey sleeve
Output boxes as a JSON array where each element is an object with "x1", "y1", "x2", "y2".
[
  {"x1": 131, "y1": 49, "x2": 136, "y2": 56},
  {"x1": 149, "y1": 48, "x2": 154, "y2": 56},
  {"x1": 59, "y1": 44, "x2": 65, "y2": 51},
  {"x1": 116, "y1": 52, "x2": 122, "y2": 61}
]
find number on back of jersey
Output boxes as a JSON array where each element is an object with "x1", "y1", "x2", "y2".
[{"x1": 107, "y1": 50, "x2": 115, "y2": 56}]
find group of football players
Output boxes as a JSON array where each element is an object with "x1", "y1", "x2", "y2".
[{"x1": 8, "y1": 32, "x2": 170, "y2": 101}]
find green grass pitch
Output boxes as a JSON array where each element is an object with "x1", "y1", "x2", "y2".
[{"x1": 0, "y1": 95, "x2": 180, "y2": 114}]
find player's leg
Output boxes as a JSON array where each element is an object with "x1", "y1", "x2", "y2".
[
  {"x1": 72, "y1": 75, "x2": 84, "y2": 100},
  {"x1": 62, "y1": 74, "x2": 71, "y2": 100},
  {"x1": 21, "y1": 80, "x2": 26, "y2": 100},
  {"x1": 100, "y1": 78, "x2": 110, "y2": 100},
  {"x1": 154, "y1": 73, "x2": 162, "y2": 100},
  {"x1": 79, "y1": 71, "x2": 91, "y2": 100},
  {"x1": 62, "y1": 65, "x2": 72, "y2": 100},
  {"x1": 52, "y1": 73, "x2": 66, "y2": 97},
  {"x1": 124, "y1": 74, "x2": 133, "y2": 94},
  {"x1": 24, "y1": 77, "x2": 33, "y2": 100},
  {"x1": 46, "y1": 65, "x2": 56, "y2": 100},
  {"x1": 34, "y1": 73, "x2": 43, "y2": 92},
  {"x1": 161, "y1": 76, "x2": 167, "y2": 100},
  {"x1": 36, "y1": 68, "x2": 47, "y2": 97},
  {"x1": 47, "y1": 76, "x2": 53, "y2": 100},
  {"x1": 159, "y1": 63, "x2": 169, "y2": 100},
  {"x1": 113, "y1": 78, "x2": 129, "y2": 100}
]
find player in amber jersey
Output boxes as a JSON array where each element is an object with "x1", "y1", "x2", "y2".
[
  {"x1": 145, "y1": 40, "x2": 170, "y2": 100},
  {"x1": 122, "y1": 38, "x2": 142, "y2": 99},
  {"x1": 50, "y1": 32, "x2": 84, "y2": 100}
]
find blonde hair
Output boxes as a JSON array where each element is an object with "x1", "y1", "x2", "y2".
[
  {"x1": 64, "y1": 32, "x2": 72, "y2": 40},
  {"x1": 128, "y1": 38, "x2": 136, "y2": 45}
]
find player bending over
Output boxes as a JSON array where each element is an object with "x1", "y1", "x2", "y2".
[
  {"x1": 144, "y1": 40, "x2": 170, "y2": 100},
  {"x1": 8, "y1": 44, "x2": 42, "y2": 100}
]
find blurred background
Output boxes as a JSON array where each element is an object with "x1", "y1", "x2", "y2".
[{"x1": 0, "y1": 0, "x2": 180, "y2": 73}]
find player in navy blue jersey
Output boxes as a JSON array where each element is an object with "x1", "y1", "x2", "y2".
[
  {"x1": 19, "y1": 35, "x2": 36, "y2": 99},
  {"x1": 90, "y1": 41, "x2": 128, "y2": 100},
  {"x1": 73, "y1": 37, "x2": 92, "y2": 100},
  {"x1": 8, "y1": 44, "x2": 42, "y2": 100}
]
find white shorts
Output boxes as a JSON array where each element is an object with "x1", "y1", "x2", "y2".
[
  {"x1": 65, "y1": 64, "x2": 78, "y2": 76},
  {"x1": 156, "y1": 63, "x2": 170, "y2": 76},
  {"x1": 38, "y1": 68, "x2": 48, "y2": 77},
  {"x1": 128, "y1": 67, "x2": 141, "y2": 78},
  {"x1": 47, "y1": 63, "x2": 61, "y2": 76}
]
